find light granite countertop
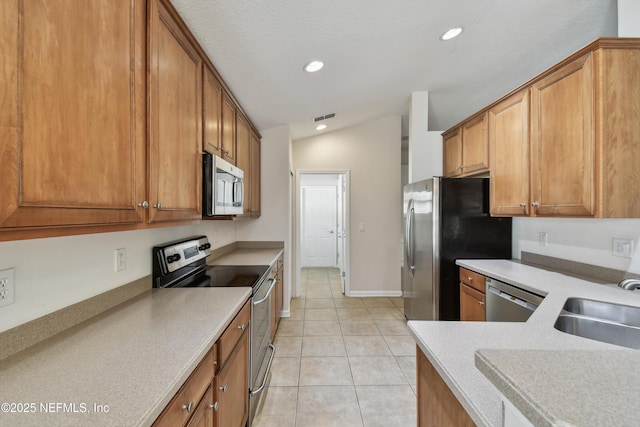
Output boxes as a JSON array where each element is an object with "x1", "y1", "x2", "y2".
[
  {"x1": 0, "y1": 287, "x2": 251, "y2": 426},
  {"x1": 208, "y1": 247, "x2": 283, "y2": 267},
  {"x1": 408, "y1": 259, "x2": 640, "y2": 427}
]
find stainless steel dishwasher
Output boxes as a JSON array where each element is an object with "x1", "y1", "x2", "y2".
[{"x1": 485, "y1": 277, "x2": 545, "y2": 322}]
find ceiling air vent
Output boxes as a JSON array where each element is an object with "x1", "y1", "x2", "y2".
[{"x1": 313, "y1": 113, "x2": 336, "y2": 122}]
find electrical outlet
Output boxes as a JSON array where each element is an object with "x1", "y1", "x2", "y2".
[
  {"x1": 613, "y1": 238, "x2": 634, "y2": 258},
  {"x1": 115, "y1": 248, "x2": 126, "y2": 272},
  {"x1": 0, "y1": 268, "x2": 15, "y2": 308},
  {"x1": 538, "y1": 232, "x2": 548, "y2": 247}
]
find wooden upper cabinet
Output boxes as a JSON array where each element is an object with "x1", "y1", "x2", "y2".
[
  {"x1": 235, "y1": 113, "x2": 251, "y2": 217},
  {"x1": 443, "y1": 114, "x2": 489, "y2": 178},
  {"x1": 249, "y1": 131, "x2": 261, "y2": 218},
  {"x1": 221, "y1": 92, "x2": 237, "y2": 164},
  {"x1": 597, "y1": 41, "x2": 640, "y2": 217},
  {"x1": 489, "y1": 89, "x2": 530, "y2": 216},
  {"x1": 148, "y1": 0, "x2": 202, "y2": 222},
  {"x1": 461, "y1": 113, "x2": 489, "y2": 176},
  {"x1": 530, "y1": 53, "x2": 595, "y2": 217},
  {"x1": 203, "y1": 67, "x2": 224, "y2": 157},
  {"x1": 0, "y1": 0, "x2": 146, "y2": 231},
  {"x1": 443, "y1": 129, "x2": 463, "y2": 177}
]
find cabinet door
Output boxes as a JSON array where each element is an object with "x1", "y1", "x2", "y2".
[
  {"x1": 249, "y1": 132, "x2": 261, "y2": 217},
  {"x1": 235, "y1": 114, "x2": 251, "y2": 217},
  {"x1": 0, "y1": 0, "x2": 146, "y2": 230},
  {"x1": 489, "y1": 90, "x2": 530, "y2": 216},
  {"x1": 216, "y1": 330, "x2": 249, "y2": 427},
  {"x1": 203, "y1": 67, "x2": 223, "y2": 157},
  {"x1": 221, "y1": 92, "x2": 237, "y2": 164},
  {"x1": 148, "y1": 0, "x2": 202, "y2": 222},
  {"x1": 461, "y1": 113, "x2": 489, "y2": 176},
  {"x1": 459, "y1": 284, "x2": 485, "y2": 322},
  {"x1": 530, "y1": 53, "x2": 595, "y2": 217},
  {"x1": 417, "y1": 348, "x2": 475, "y2": 427},
  {"x1": 443, "y1": 129, "x2": 463, "y2": 177}
]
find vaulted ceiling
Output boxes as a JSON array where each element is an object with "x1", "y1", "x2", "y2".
[{"x1": 171, "y1": 0, "x2": 617, "y2": 139}]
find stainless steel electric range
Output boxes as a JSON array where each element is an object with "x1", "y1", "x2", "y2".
[{"x1": 152, "y1": 236, "x2": 276, "y2": 426}]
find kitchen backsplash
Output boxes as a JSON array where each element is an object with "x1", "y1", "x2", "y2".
[{"x1": 513, "y1": 217, "x2": 640, "y2": 274}]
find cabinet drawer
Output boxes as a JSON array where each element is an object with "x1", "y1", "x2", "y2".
[
  {"x1": 459, "y1": 268, "x2": 485, "y2": 293},
  {"x1": 217, "y1": 300, "x2": 250, "y2": 369},
  {"x1": 154, "y1": 348, "x2": 214, "y2": 427}
]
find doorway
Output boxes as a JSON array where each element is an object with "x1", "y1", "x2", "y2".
[{"x1": 296, "y1": 171, "x2": 350, "y2": 297}]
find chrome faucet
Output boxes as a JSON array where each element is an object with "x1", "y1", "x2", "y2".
[{"x1": 618, "y1": 278, "x2": 640, "y2": 290}]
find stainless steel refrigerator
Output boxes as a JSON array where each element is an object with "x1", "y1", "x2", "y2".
[{"x1": 403, "y1": 177, "x2": 511, "y2": 321}]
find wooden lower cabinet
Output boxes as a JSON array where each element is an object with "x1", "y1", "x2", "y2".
[
  {"x1": 417, "y1": 347, "x2": 475, "y2": 427},
  {"x1": 459, "y1": 267, "x2": 486, "y2": 322},
  {"x1": 460, "y1": 284, "x2": 486, "y2": 322},
  {"x1": 153, "y1": 349, "x2": 214, "y2": 427},
  {"x1": 270, "y1": 253, "x2": 284, "y2": 341},
  {"x1": 215, "y1": 328, "x2": 249, "y2": 427},
  {"x1": 154, "y1": 301, "x2": 249, "y2": 427},
  {"x1": 187, "y1": 386, "x2": 215, "y2": 427}
]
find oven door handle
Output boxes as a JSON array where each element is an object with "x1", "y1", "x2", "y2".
[
  {"x1": 252, "y1": 277, "x2": 276, "y2": 306},
  {"x1": 250, "y1": 343, "x2": 276, "y2": 396}
]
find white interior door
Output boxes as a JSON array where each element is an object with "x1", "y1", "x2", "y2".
[{"x1": 302, "y1": 186, "x2": 338, "y2": 267}]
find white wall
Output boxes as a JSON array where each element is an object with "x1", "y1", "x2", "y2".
[
  {"x1": 293, "y1": 115, "x2": 402, "y2": 296},
  {"x1": 513, "y1": 217, "x2": 640, "y2": 274},
  {"x1": 0, "y1": 221, "x2": 237, "y2": 333},
  {"x1": 235, "y1": 125, "x2": 293, "y2": 314},
  {"x1": 408, "y1": 91, "x2": 443, "y2": 182},
  {"x1": 618, "y1": 0, "x2": 640, "y2": 36}
]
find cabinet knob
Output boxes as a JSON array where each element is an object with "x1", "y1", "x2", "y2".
[
  {"x1": 210, "y1": 402, "x2": 219, "y2": 411},
  {"x1": 519, "y1": 202, "x2": 526, "y2": 208},
  {"x1": 181, "y1": 401, "x2": 194, "y2": 413},
  {"x1": 220, "y1": 384, "x2": 228, "y2": 393},
  {"x1": 531, "y1": 202, "x2": 538, "y2": 207},
  {"x1": 137, "y1": 201, "x2": 149, "y2": 208},
  {"x1": 238, "y1": 324, "x2": 246, "y2": 331},
  {"x1": 467, "y1": 276, "x2": 473, "y2": 282},
  {"x1": 153, "y1": 203, "x2": 162, "y2": 210},
  {"x1": 479, "y1": 301, "x2": 485, "y2": 305}
]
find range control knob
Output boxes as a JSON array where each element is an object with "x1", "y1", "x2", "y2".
[
  {"x1": 167, "y1": 254, "x2": 182, "y2": 263},
  {"x1": 199, "y1": 243, "x2": 211, "y2": 251}
]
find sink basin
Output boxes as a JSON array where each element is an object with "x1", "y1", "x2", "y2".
[
  {"x1": 554, "y1": 298, "x2": 640, "y2": 349},
  {"x1": 562, "y1": 298, "x2": 640, "y2": 327},
  {"x1": 554, "y1": 314, "x2": 640, "y2": 349}
]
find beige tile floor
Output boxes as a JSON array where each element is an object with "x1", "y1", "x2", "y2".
[{"x1": 253, "y1": 268, "x2": 417, "y2": 427}]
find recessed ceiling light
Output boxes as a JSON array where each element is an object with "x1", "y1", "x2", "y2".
[
  {"x1": 440, "y1": 27, "x2": 463, "y2": 41},
  {"x1": 303, "y1": 60, "x2": 324, "y2": 73},
  {"x1": 315, "y1": 123, "x2": 327, "y2": 131}
]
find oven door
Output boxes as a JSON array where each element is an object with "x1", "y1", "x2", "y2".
[{"x1": 249, "y1": 275, "x2": 276, "y2": 425}]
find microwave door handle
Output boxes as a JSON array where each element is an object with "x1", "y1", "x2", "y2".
[{"x1": 235, "y1": 178, "x2": 244, "y2": 205}]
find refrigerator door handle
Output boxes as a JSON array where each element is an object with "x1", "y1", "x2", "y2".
[{"x1": 405, "y1": 199, "x2": 415, "y2": 275}]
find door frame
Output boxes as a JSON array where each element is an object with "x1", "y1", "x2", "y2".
[{"x1": 295, "y1": 170, "x2": 350, "y2": 297}]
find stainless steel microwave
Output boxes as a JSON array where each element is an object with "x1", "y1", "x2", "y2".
[{"x1": 203, "y1": 153, "x2": 244, "y2": 216}]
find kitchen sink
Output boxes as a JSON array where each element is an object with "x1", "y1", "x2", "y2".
[
  {"x1": 562, "y1": 298, "x2": 640, "y2": 327},
  {"x1": 554, "y1": 298, "x2": 640, "y2": 349}
]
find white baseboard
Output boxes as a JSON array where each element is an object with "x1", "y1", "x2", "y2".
[
  {"x1": 279, "y1": 309, "x2": 291, "y2": 318},
  {"x1": 346, "y1": 290, "x2": 403, "y2": 298}
]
